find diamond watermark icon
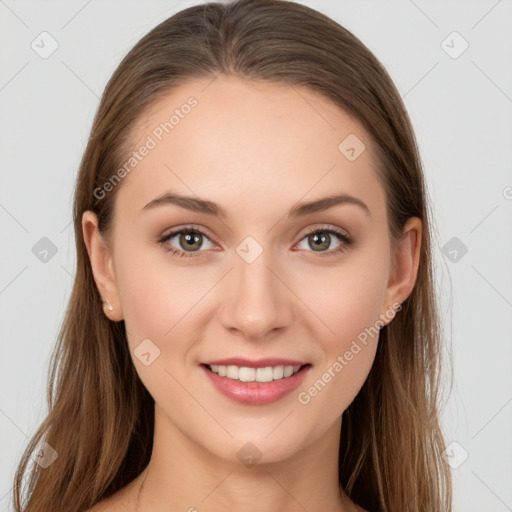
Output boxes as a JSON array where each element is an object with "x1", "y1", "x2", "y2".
[
  {"x1": 338, "y1": 134, "x2": 366, "y2": 162},
  {"x1": 31, "y1": 31, "x2": 59, "y2": 59},
  {"x1": 32, "y1": 237, "x2": 58, "y2": 263},
  {"x1": 442, "y1": 441, "x2": 469, "y2": 469},
  {"x1": 441, "y1": 31, "x2": 469, "y2": 60},
  {"x1": 442, "y1": 236, "x2": 468, "y2": 263},
  {"x1": 236, "y1": 236, "x2": 263, "y2": 264},
  {"x1": 134, "y1": 338, "x2": 161, "y2": 366},
  {"x1": 237, "y1": 442, "x2": 263, "y2": 468},
  {"x1": 32, "y1": 442, "x2": 58, "y2": 469}
]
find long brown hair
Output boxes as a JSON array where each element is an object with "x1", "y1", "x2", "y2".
[{"x1": 13, "y1": 1, "x2": 452, "y2": 510}]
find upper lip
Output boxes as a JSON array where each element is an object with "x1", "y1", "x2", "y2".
[{"x1": 202, "y1": 358, "x2": 310, "y2": 368}]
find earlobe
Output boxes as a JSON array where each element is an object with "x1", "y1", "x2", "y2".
[
  {"x1": 381, "y1": 217, "x2": 422, "y2": 324},
  {"x1": 81, "y1": 211, "x2": 123, "y2": 321}
]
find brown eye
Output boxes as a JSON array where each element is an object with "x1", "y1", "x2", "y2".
[
  {"x1": 177, "y1": 231, "x2": 203, "y2": 251},
  {"x1": 159, "y1": 228, "x2": 214, "y2": 257},
  {"x1": 296, "y1": 227, "x2": 353, "y2": 255},
  {"x1": 307, "y1": 231, "x2": 331, "y2": 251}
]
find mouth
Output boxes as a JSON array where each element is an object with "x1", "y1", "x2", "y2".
[
  {"x1": 202, "y1": 363, "x2": 309, "y2": 382},
  {"x1": 200, "y1": 360, "x2": 312, "y2": 405}
]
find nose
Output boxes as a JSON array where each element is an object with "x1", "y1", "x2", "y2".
[{"x1": 218, "y1": 246, "x2": 294, "y2": 341}]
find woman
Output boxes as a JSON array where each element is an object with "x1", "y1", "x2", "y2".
[{"x1": 13, "y1": 0, "x2": 452, "y2": 510}]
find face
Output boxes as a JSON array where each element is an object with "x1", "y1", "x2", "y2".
[{"x1": 84, "y1": 75, "x2": 419, "y2": 465}]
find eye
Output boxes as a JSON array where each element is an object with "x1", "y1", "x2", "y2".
[
  {"x1": 158, "y1": 225, "x2": 353, "y2": 259},
  {"x1": 158, "y1": 226, "x2": 215, "y2": 258},
  {"x1": 295, "y1": 226, "x2": 353, "y2": 256}
]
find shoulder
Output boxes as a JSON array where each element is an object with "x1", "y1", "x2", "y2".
[
  {"x1": 86, "y1": 497, "x2": 127, "y2": 512},
  {"x1": 86, "y1": 481, "x2": 138, "y2": 512},
  {"x1": 85, "y1": 497, "x2": 120, "y2": 512}
]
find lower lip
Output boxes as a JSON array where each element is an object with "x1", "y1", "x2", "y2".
[{"x1": 201, "y1": 365, "x2": 311, "y2": 405}]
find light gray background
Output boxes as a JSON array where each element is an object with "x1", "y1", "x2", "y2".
[{"x1": 1, "y1": 1, "x2": 511, "y2": 510}]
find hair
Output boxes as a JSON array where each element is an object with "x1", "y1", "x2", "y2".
[{"x1": 12, "y1": 1, "x2": 452, "y2": 510}]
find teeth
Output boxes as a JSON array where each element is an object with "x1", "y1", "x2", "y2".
[
  {"x1": 273, "y1": 366, "x2": 284, "y2": 380},
  {"x1": 239, "y1": 367, "x2": 256, "y2": 382},
  {"x1": 226, "y1": 365, "x2": 238, "y2": 379},
  {"x1": 256, "y1": 367, "x2": 273, "y2": 382},
  {"x1": 208, "y1": 364, "x2": 302, "y2": 382}
]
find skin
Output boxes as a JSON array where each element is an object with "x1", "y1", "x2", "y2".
[{"x1": 83, "y1": 75, "x2": 422, "y2": 512}]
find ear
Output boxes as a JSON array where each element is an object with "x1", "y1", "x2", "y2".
[
  {"x1": 380, "y1": 216, "x2": 422, "y2": 325},
  {"x1": 82, "y1": 211, "x2": 123, "y2": 321}
]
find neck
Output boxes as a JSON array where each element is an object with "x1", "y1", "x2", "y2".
[{"x1": 130, "y1": 406, "x2": 359, "y2": 512}]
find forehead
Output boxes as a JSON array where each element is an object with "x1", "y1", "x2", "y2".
[{"x1": 115, "y1": 75, "x2": 385, "y2": 223}]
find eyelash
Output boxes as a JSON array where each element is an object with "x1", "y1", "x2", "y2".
[{"x1": 157, "y1": 224, "x2": 354, "y2": 259}]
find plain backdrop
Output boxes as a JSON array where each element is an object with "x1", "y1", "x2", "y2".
[{"x1": 1, "y1": 1, "x2": 511, "y2": 510}]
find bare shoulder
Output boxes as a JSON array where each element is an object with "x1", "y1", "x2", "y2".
[
  {"x1": 86, "y1": 497, "x2": 129, "y2": 512},
  {"x1": 85, "y1": 479, "x2": 139, "y2": 512},
  {"x1": 85, "y1": 495, "x2": 127, "y2": 512}
]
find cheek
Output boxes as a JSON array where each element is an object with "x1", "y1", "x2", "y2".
[
  {"x1": 294, "y1": 249, "x2": 389, "y2": 413},
  {"x1": 113, "y1": 247, "x2": 209, "y2": 402},
  {"x1": 301, "y1": 251, "x2": 390, "y2": 349},
  {"x1": 114, "y1": 238, "x2": 209, "y2": 335},
  {"x1": 113, "y1": 244, "x2": 224, "y2": 392},
  {"x1": 297, "y1": 279, "x2": 382, "y2": 429}
]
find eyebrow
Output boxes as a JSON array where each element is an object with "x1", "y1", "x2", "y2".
[{"x1": 141, "y1": 191, "x2": 370, "y2": 218}]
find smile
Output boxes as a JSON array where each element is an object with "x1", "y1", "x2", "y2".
[
  {"x1": 206, "y1": 364, "x2": 303, "y2": 382},
  {"x1": 201, "y1": 360, "x2": 312, "y2": 405}
]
